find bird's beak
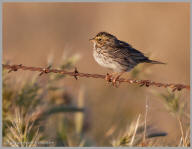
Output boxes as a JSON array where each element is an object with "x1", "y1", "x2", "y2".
[{"x1": 89, "y1": 38, "x2": 94, "y2": 42}]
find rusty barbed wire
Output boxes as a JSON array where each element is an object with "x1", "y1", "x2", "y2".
[{"x1": 2, "y1": 64, "x2": 190, "y2": 92}]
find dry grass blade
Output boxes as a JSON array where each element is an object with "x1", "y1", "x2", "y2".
[
  {"x1": 129, "y1": 114, "x2": 141, "y2": 146},
  {"x1": 6, "y1": 134, "x2": 19, "y2": 147},
  {"x1": 29, "y1": 128, "x2": 40, "y2": 147},
  {"x1": 177, "y1": 117, "x2": 184, "y2": 146},
  {"x1": 143, "y1": 98, "x2": 149, "y2": 143}
]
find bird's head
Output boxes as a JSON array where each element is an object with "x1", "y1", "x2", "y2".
[{"x1": 89, "y1": 32, "x2": 118, "y2": 47}]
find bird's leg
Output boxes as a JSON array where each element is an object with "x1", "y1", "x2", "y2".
[{"x1": 112, "y1": 72, "x2": 125, "y2": 87}]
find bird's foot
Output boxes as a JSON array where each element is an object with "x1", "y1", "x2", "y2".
[
  {"x1": 112, "y1": 74, "x2": 122, "y2": 87},
  {"x1": 105, "y1": 72, "x2": 123, "y2": 87}
]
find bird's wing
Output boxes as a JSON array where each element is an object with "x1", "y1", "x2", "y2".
[
  {"x1": 118, "y1": 40, "x2": 133, "y2": 48},
  {"x1": 113, "y1": 40, "x2": 149, "y2": 63}
]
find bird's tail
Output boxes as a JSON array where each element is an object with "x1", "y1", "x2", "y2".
[{"x1": 146, "y1": 59, "x2": 166, "y2": 64}]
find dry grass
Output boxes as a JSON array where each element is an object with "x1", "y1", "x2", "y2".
[
  {"x1": 110, "y1": 92, "x2": 190, "y2": 147},
  {"x1": 4, "y1": 108, "x2": 41, "y2": 147},
  {"x1": 3, "y1": 53, "x2": 190, "y2": 147}
]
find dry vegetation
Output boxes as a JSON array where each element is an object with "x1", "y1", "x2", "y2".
[{"x1": 3, "y1": 54, "x2": 190, "y2": 147}]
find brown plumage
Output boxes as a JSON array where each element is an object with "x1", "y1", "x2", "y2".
[{"x1": 90, "y1": 32, "x2": 165, "y2": 73}]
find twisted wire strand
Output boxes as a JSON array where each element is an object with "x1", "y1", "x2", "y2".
[{"x1": 2, "y1": 64, "x2": 190, "y2": 92}]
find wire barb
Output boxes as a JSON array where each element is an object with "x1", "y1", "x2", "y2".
[
  {"x1": 139, "y1": 80, "x2": 152, "y2": 87},
  {"x1": 39, "y1": 65, "x2": 52, "y2": 76},
  {"x1": 73, "y1": 67, "x2": 79, "y2": 80},
  {"x1": 2, "y1": 64, "x2": 190, "y2": 92},
  {"x1": 8, "y1": 64, "x2": 22, "y2": 73}
]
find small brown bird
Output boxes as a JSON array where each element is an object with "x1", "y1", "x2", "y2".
[{"x1": 90, "y1": 32, "x2": 165, "y2": 85}]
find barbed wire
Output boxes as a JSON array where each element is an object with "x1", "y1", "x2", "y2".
[{"x1": 2, "y1": 64, "x2": 190, "y2": 92}]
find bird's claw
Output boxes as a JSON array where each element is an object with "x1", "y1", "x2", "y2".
[
  {"x1": 112, "y1": 75, "x2": 121, "y2": 87},
  {"x1": 105, "y1": 73, "x2": 112, "y2": 82},
  {"x1": 105, "y1": 73, "x2": 121, "y2": 87}
]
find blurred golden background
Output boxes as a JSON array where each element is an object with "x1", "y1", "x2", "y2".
[{"x1": 3, "y1": 2, "x2": 190, "y2": 146}]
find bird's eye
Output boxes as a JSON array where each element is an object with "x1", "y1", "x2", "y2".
[{"x1": 97, "y1": 38, "x2": 102, "y2": 41}]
